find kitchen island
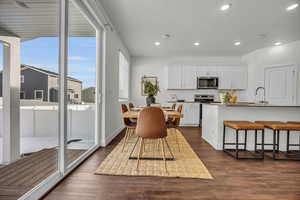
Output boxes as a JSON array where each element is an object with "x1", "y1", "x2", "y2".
[{"x1": 202, "y1": 103, "x2": 300, "y2": 150}]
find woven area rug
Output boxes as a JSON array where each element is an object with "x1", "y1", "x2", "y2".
[{"x1": 95, "y1": 129, "x2": 213, "y2": 179}]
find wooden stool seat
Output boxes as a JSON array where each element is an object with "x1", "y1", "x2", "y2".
[
  {"x1": 224, "y1": 121, "x2": 264, "y2": 130},
  {"x1": 256, "y1": 121, "x2": 300, "y2": 131}
]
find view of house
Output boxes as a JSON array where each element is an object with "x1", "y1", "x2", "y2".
[
  {"x1": 0, "y1": 64, "x2": 82, "y2": 103},
  {"x1": 0, "y1": 0, "x2": 300, "y2": 200}
]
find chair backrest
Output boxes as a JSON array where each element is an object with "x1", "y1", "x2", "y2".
[
  {"x1": 174, "y1": 104, "x2": 183, "y2": 125},
  {"x1": 135, "y1": 107, "x2": 167, "y2": 139},
  {"x1": 171, "y1": 103, "x2": 176, "y2": 110},
  {"x1": 121, "y1": 104, "x2": 132, "y2": 126},
  {"x1": 128, "y1": 103, "x2": 134, "y2": 110}
]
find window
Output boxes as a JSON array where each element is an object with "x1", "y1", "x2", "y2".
[
  {"x1": 21, "y1": 75, "x2": 24, "y2": 83},
  {"x1": 119, "y1": 51, "x2": 129, "y2": 100},
  {"x1": 20, "y1": 91, "x2": 25, "y2": 99},
  {"x1": 74, "y1": 94, "x2": 78, "y2": 98},
  {"x1": 34, "y1": 90, "x2": 44, "y2": 100}
]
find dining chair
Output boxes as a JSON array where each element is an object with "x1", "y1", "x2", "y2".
[
  {"x1": 166, "y1": 104, "x2": 183, "y2": 151},
  {"x1": 121, "y1": 104, "x2": 136, "y2": 152},
  {"x1": 128, "y1": 103, "x2": 134, "y2": 111},
  {"x1": 132, "y1": 107, "x2": 174, "y2": 172},
  {"x1": 171, "y1": 103, "x2": 176, "y2": 110}
]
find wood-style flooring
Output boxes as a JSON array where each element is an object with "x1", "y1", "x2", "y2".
[
  {"x1": 43, "y1": 127, "x2": 300, "y2": 200},
  {"x1": 0, "y1": 148, "x2": 85, "y2": 200}
]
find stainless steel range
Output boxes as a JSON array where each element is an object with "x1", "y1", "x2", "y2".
[{"x1": 194, "y1": 95, "x2": 215, "y2": 127}]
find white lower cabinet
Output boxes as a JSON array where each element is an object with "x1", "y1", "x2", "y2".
[{"x1": 180, "y1": 103, "x2": 200, "y2": 126}]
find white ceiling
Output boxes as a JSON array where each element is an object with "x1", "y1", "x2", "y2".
[
  {"x1": 98, "y1": 0, "x2": 300, "y2": 56},
  {"x1": 0, "y1": 0, "x2": 95, "y2": 41}
]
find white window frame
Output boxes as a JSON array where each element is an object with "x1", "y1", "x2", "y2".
[
  {"x1": 118, "y1": 50, "x2": 129, "y2": 101},
  {"x1": 34, "y1": 90, "x2": 44, "y2": 100},
  {"x1": 21, "y1": 75, "x2": 24, "y2": 83}
]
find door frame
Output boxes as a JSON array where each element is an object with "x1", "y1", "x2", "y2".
[{"x1": 264, "y1": 63, "x2": 298, "y2": 104}]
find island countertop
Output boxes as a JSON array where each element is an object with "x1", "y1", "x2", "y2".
[{"x1": 204, "y1": 102, "x2": 300, "y2": 107}]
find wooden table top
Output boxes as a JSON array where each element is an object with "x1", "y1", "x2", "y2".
[{"x1": 122, "y1": 110, "x2": 183, "y2": 119}]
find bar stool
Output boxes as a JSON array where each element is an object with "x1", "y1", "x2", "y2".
[
  {"x1": 286, "y1": 122, "x2": 300, "y2": 160},
  {"x1": 255, "y1": 121, "x2": 300, "y2": 160},
  {"x1": 223, "y1": 121, "x2": 265, "y2": 159}
]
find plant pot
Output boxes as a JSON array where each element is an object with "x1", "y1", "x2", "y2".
[{"x1": 146, "y1": 95, "x2": 155, "y2": 106}]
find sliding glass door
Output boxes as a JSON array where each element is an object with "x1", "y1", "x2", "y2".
[{"x1": 66, "y1": 0, "x2": 97, "y2": 166}]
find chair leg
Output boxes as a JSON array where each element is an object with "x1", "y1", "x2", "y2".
[
  {"x1": 122, "y1": 128, "x2": 129, "y2": 152},
  {"x1": 129, "y1": 137, "x2": 140, "y2": 158},
  {"x1": 160, "y1": 138, "x2": 167, "y2": 173},
  {"x1": 136, "y1": 138, "x2": 144, "y2": 171}
]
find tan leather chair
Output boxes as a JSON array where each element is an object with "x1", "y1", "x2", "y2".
[
  {"x1": 166, "y1": 104, "x2": 183, "y2": 151},
  {"x1": 132, "y1": 107, "x2": 174, "y2": 172},
  {"x1": 128, "y1": 103, "x2": 134, "y2": 111},
  {"x1": 121, "y1": 104, "x2": 136, "y2": 152},
  {"x1": 171, "y1": 103, "x2": 176, "y2": 110}
]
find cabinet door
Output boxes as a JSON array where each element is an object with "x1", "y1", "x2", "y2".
[
  {"x1": 192, "y1": 103, "x2": 200, "y2": 125},
  {"x1": 218, "y1": 71, "x2": 232, "y2": 89},
  {"x1": 168, "y1": 66, "x2": 182, "y2": 89},
  {"x1": 219, "y1": 69, "x2": 247, "y2": 90},
  {"x1": 180, "y1": 104, "x2": 192, "y2": 125},
  {"x1": 182, "y1": 66, "x2": 197, "y2": 89}
]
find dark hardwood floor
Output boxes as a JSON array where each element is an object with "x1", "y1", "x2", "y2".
[
  {"x1": 0, "y1": 148, "x2": 85, "y2": 200},
  {"x1": 43, "y1": 127, "x2": 300, "y2": 200}
]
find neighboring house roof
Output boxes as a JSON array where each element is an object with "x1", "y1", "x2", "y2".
[
  {"x1": 21, "y1": 64, "x2": 82, "y2": 83},
  {"x1": 0, "y1": 64, "x2": 82, "y2": 83}
]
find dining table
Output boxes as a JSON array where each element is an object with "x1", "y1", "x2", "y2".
[{"x1": 122, "y1": 107, "x2": 183, "y2": 119}]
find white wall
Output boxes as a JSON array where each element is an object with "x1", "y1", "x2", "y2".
[
  {"x1": 103, "y1": 30, "x2": 130, "y2": 146},
  {"x1": 242, "y1": 40, "x2": 300, "y2": 104},
  {"x1": 130, "y1": 56, "x2": 248, "y2": 105}
]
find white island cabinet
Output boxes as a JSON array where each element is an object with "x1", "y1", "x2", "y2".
[{"x1": 202, "y1": 103, "x2": 300, "y2": 150}]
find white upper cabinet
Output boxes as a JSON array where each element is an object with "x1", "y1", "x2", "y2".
[
  {"x1": 168, "y1": 66, "x2": 247, "y2": 90},
  {"x1": 218, "y1": 69, "x2": 247, "y2": 90},
  {"x1": 182, "y1": 66, "x2": 197, "y2": 89},
  {"x1": 167, "y1": 65, "x2": 182, "y2": 89}
]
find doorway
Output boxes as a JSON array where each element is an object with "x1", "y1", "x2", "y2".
[{"x1": 264, "y1": 64, "x2": 297, "y2": 105}]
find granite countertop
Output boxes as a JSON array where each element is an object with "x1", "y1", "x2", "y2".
[{"x1": 205, "y1": 102, "x2": 300, "y2": 107}]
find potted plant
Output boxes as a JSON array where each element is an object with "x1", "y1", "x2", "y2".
[
  {"x1": 144, "y1": 80, "x2": 160, "y2": 106},
  {"x1": 219, "y1": 90, "x2": 230, "y2": 104}
]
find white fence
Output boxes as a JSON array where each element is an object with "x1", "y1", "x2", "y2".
[{"x1": 0, "y1": 105, "x2": 95, "y2": 140}]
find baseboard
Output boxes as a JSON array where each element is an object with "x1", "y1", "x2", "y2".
[{"x1": 101, "y1": 126, "x2": 125, "y2": 147}]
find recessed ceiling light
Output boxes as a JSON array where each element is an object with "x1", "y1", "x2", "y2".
[
  {"x1": 194, "y1": 42, "x2": 200, "y2": 46},
  {"x1": 14, "y1": 0, "x2": 29, "y2": 8},
  {"x1": 162, "y1": 34, "x2": 171, "y2": 39},
  {"x1": 220, "y1": 4, "x2": 232, "y2": 11},
  {"x1": 286, "y1": 3, "x2": 298, "y2": 11},
  {"x1": 274, "y1": 42, "x2": 282, "y2": 46},
  {"x1": 154, "y1": 42, "x2": 160, "y2": 46},
  {"x1": 234, "y1": 41, "x2": 241, "y2": 46}
]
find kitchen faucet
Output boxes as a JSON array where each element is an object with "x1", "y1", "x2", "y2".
[{"x1": 255, "y1": 87, "x2": 268, "y2": 104}]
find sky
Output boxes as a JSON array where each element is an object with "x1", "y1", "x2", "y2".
[{"x1": 0, "y1": 37, "x2": 96, "y2": 88}]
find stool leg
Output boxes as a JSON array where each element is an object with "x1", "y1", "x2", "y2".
[
  {"x1": 261, "y1": 129, "x2": 265, "y2": 159},
  {"x1": 287, "y1": 130, "x2": 290, "y2": 153},
  {"x1": 273, "y1": 130, "x2": 276, "y2": 159},
  {"x1": 236, "y1": 130, "x2": 239, "y2": 159},
  {"x1": 244, "y1": 130, "x2": 247, "y2": 151},
  {"x1": 254, "y1": 130, "x2": 257, "y2": 152},
  {"x1": 277, "y1": 130, "x2": 280, "y2": 152},
  {"x1": 223, "y1": 125, "x2": 226, "y2": 150}
]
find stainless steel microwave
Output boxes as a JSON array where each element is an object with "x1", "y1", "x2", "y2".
[{"x1": 197, "y1": 77, "x2": 218, "y2": 89}]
